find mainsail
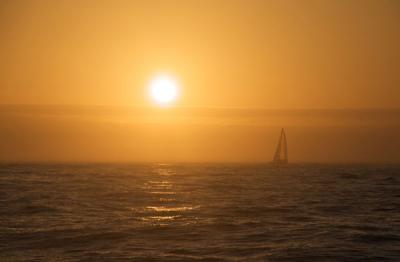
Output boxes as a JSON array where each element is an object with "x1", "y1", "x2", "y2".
[{"x1": 273, "y1": 128, "x2": 288, "y2": 165}]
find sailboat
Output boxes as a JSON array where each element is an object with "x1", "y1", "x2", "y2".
[{"x1": 272, "y1": 128, "x2": 288, "y2": 166}]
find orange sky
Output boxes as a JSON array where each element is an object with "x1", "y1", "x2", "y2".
[
  {"x1": 0, "y1": 1, "x2": 399, "y2": 162},
  {"x1": 1, "y1": 105, "x2": 399, "y2": 163},
  {"x1": 1, "y1": 0, "x2": 399, "y2": 108}
]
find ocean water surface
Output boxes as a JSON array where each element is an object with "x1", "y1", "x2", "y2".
[{"x1": 0, "y1": 163, "x2": 399, "y2": 261}]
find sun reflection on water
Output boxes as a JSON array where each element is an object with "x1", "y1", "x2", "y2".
[
  {"x1": 149, "y1": 191, "x2": 176, "y2": 195},
  {"x1": 146, "y1": 206, "x2": 199, "y2": 212},
  {"x1": 139, "y1": 165, "x2": 199, "y2": 225},
  {"x1": 141, "y1": 215, "x2": 181, "y2": 221}
]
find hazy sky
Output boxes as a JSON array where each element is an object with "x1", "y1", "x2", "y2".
[
  {"x1": 1, "y1": 105, "x2": 399, "y2": 163},
  {"x1": 1, "y1": 0, "x2": 399, "y2": 108},
  {"x1": 1, "y1": 1, "x2": 399, "y2": 163}
]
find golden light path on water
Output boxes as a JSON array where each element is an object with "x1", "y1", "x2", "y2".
[{"x1": 140, "y1": 164, "x2": 200, "y2": 225}]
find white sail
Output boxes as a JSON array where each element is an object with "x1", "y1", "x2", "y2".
[{"x1": 273, "y1": 128, "x2": 288, "y2": 165}]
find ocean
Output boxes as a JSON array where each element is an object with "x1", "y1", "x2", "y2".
[{"x1": 0, "y1": 163, "x2": 399, "y2": 261}]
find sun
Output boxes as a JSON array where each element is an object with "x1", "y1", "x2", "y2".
[{"x1": 149, "y1": 75, "x2": 179, "y2": 105}]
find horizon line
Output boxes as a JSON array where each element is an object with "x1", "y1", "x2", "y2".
[
  {"x1": 1, "y1": 160, "x2": 399, "y2": 165},
  {"x1": 0, "y1": 103, "x2": 399, "y2": 112}
]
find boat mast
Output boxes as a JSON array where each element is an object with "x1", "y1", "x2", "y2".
[
  {"x1": 282, "y1": 128, "x2": 288, "y2": 164},
  {"x1": 273, "y1": 128, "x2": 288, "y2": 165}
]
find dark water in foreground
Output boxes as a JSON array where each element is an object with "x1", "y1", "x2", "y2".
[{"x1": 0, "y1": 164, "x2": 399, "y2": 261}]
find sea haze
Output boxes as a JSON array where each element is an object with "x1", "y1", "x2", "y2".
[
  {"x1": 1, "y1": 105, "x2": 400, "y2": 163},
  {"x1": 1, "y1": 163, "x2": 399, "y2": 261}
]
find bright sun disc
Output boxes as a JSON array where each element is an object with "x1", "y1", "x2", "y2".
[{"x1": 149, "y1": 76, "x2": 178, "y2": 105}]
